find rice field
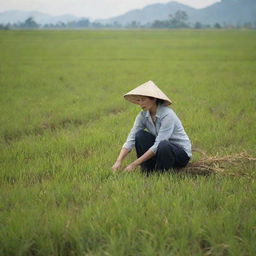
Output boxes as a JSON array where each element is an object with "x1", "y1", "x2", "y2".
[{"x1": 0, "y1": 29, "x2": 256, "y2": 255}]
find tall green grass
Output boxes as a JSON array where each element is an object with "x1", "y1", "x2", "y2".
[{"x1": 0, "y1": 30, "x2": 256, "y2": 255}]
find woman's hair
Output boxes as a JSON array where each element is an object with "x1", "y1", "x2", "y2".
[
  {"x1": 156, "y1": 98, "x2": 164, "y2": 105},
  {"x1": 148, "y1": 96, "x2": 164, "y2": 105}
]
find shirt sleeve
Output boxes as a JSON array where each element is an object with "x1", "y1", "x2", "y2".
[
  {"x1": 122, "y1": 112, "x2": 145, "y2": 151},
  {"x1": 149, "y1": 114, "x2": 175, "y2": 154}
]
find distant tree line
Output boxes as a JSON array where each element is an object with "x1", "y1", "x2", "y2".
[
  {"x1": 1, "y1": 12, "x2": 256, "y2": 30},
  {"x1": 152, "y1": 11, "x2": 189, "y2": 28},
  {"x1": 150, "y1": 11, "x2": 256, "y2": 29}
]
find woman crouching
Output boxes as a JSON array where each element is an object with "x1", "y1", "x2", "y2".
[{"x1": 112, "y1": 80, "x2": 192, "y2": 173}]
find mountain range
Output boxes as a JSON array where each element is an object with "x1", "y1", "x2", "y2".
[
  {"x1": 102, "y1": 0, "x2": 256, "y2": 26},
  {"x1": 99, "y1": 1, "x2": 195, "y2": 25},
  {"x1": 0, "y1": 0, "x2": 255, "y2": 26},
  {"x1": 0, "y1": 10, "x2": 82, "y2": 25}
]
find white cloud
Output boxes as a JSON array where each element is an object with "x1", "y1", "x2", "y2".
[{"x1": 0, "y1": 0, "x2": 220, "y2": 19}]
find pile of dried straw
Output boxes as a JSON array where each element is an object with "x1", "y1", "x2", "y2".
[{"x1": 183, "y1": 148, "x2": 256, "y2": 175}]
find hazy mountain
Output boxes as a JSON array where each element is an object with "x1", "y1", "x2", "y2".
[
  {"x1": 102, "y1": 0, "x2": 256, "y2": 26},
  {"x1": 189, "y1": 0, "x2": 256, "y2": 25},
  {"x1": 0, "y1": 10, "x2": 82, "y2": 25},
  {"x1": 99, "y1": 1, "x2": 196, "y2": 25},
  {"x1": 0, "y1": 0, "x2": 255, "y2": 26}
]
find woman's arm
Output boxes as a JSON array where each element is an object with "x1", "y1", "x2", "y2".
[
  {"x1": 112, "y1": 147, "x2": 130, "y2": 171},
  {"x1": 124, "y1": 149, "x2": 155, "y2": 171},
  {"x1": 113, "y1": 112, "x2": 145, "y2": 171},
  {"x1": 122, "y1": 113, "x2": 145, "y2": 151}
]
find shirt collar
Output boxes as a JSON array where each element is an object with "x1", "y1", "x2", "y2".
[{"x1": 145, "y1": 104, "x2": 164, "y2": 119}]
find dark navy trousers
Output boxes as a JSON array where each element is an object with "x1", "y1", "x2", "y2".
[{"x1": 135, "y1": 130, "x2": 190, "y2": 172}]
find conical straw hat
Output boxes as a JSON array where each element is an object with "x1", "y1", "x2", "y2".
[{"x1": 124, "y1": 80, "x2": 172, "y2": 106}]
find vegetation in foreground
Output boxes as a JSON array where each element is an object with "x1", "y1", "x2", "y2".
[{"x1": 0, "y1": 30, "x2": 256, "y2": 255}]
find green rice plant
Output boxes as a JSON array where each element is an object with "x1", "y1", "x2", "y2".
[{"x1": 0, "y1": 29, "x2": 255, "y2": 256}]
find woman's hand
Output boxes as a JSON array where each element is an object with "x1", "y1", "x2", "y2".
[
  {"x1": 112, "y1": 160, "x2": 122, "y2": 171},
  {"x1": 124, "y1": 162, "x2": 139, "y2": 172},
  {"x1": 112, "y1": 148, "x2": 130, "y2": 172}
]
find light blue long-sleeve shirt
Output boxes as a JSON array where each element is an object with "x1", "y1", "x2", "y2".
[{"x1": 123, "y1": 105, "x2": 192, "y2": 157}]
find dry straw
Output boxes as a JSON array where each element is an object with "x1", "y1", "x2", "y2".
[{"x1": 183, "y1": 148, "x2": 256, "y2": 175}]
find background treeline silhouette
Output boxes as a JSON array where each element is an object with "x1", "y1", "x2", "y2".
[{"x1": 1, "y1": 11, "x2": 256, "y2": 30}]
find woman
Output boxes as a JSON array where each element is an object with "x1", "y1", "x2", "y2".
[{"x1": 112, "y1": 80, "x2": 192, "y2": 173}]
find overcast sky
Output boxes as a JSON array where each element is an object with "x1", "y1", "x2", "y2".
[{"x1": 0, "y1": 0, "x2": 220, "y2": 19}]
